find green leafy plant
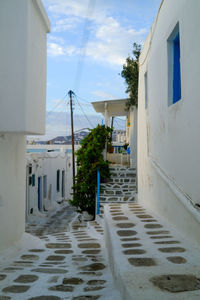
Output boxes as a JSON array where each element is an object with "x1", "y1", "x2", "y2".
[
  {"x1": 121, "y1": 42, "x2": 141, "y2": 109},
  {"x1": 123, "y1": 143, "x2": 129, "y2": 150},
  {"x1": 70, "y1": 125, "x2": 112, "y2": 215}
]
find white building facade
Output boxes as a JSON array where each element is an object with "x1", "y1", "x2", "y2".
[
  {"x1": 26, "y1": 149, "x2": 73, "y2": 220},
  {"x1": 0, "y1": 0, "x2": 50, "y2": 252},
  {"x1": 138, "y1": 0, "x2": 200, "y2": 243},
  {"x1": 92, "y1": 99, "x2": 137, "y2": 167}
]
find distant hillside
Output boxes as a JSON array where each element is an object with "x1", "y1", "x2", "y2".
[{"x1": 47, "y1": 130, "x2": 90, "y2": 145}]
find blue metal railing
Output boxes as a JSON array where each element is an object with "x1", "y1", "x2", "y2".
[{"x1": 96, "y1": 168, "x2": 100, "y2": 216}]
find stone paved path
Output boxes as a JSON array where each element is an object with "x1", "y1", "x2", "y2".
[
  {"x1": 25, "y1": 204, "x2": 76, "y2": 237},
  {"x1": 0, "y1": 205, "x2": 121, "y2": 300},
  {"x1": 104, "y1": 203, "x2": 200, "y2": 300}
]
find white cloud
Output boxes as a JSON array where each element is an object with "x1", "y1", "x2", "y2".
[
  {"x1": 47, "y1": 42, "x2": 65, "y2": 56},
  {"x1": 92, "y1": 90, "x2": 116, "y2": 100},
  {"x1": 47, "y1": 42, "x2": 77, "y2": 57},
  {"x1": 85, "y1": 17, "x2": 147, "y2": 65},
  {"x1": 43, "y1": 0, "x2": 106, "y2": 23},
  {"x1": 48, "y1": 35, "x2": 65, "y2": 44},
  {"x1": 44, "y1": 0, "x2": 147, "y2": 65},
  {"x1": 52, "y1": 17, "x2": 81, "y2": 33}
]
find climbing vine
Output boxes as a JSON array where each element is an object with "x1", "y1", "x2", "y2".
[{"x1": 70, "y1": 125, "x2": 112, "y2": 215}]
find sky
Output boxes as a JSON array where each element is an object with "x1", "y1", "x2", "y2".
[{"x1": 35, "y1": 0, "x2": 161, "y2": 141}]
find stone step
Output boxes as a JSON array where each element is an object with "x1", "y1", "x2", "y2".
[
  {"x1": 106, "y1": 178, "x2": 136, "y2": 184},
  {"x1": 99, "y1": 165, "x2": 137, "y2": 208},
  {"x1": 110, "y1": 169, "x2": 136, "y2": 177},
  {"x1": 100, "y1": 195, "x2": 135, "y2": 202},
  {"x1": 101, "y1": 183, "x2": 136, "y2": 190},
  {"x1": 110, "y1": 167, "x2": 136, "y2": 172},
  {"x1": 101, "y1": 184, "x2": 136, "y2": 190},
  {"x1": 110, "y1": 174, "x2": 136, "y2": 179},
  {"x1": 98, "y1": 197, "x2": 136, "y2": 216},
  {"x1": 109, "y1": 166, "x2": 136, "y2": 172},
  {"x1": 100, "y1": 189, "x2": 135, "y2": 196}
]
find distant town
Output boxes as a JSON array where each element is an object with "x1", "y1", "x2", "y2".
[{"x1": 27, "y1": 129, "x2": 126, "y2": 145}]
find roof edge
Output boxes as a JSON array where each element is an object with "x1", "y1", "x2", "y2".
[{"x1": 34, "y1": 0, "x2": 50, "y2": 33}]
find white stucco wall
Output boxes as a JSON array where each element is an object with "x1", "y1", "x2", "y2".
[
  {"x1": 0, "y1": 0, "x2": 50, "y2": 252},
  {"x1": 0, "y1": 134, "x2": 26, "y2": 252},
  {"x1": 26, "y1": 151, "x2": 73, "y2": 219},
  {"x1": 138, "y1": 0, "x2": 200, "y2": 243},
  {"x1": 0, "y1": 0, "x2": 50, "y2": 134}
]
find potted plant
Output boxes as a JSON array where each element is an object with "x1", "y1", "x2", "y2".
[{"x1": 108, "y1": 144, "x2": 114, "y2": 153}]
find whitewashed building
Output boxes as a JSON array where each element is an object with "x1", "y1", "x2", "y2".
[
  {"x1": 92, "y1": 99, "x2": 137, "y2": 167},
  {"x1": 26, "y1": 147, "x2": 74, "y2": 220},
  {"x1": 0, "y1": 0, "x2": 50, "y2": 252},
  {"x1": 138, "y1": 0, "x2": 200, "y2": 243}
]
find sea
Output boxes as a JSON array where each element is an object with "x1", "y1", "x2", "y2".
[{"x1": 27, "y1": 149, "x2": 72, "y2": 153}]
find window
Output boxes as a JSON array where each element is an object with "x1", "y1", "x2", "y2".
[
  {"x1": 173, "y1": 33, "x2": 181, "y2": 103},
  {"x1": 29, "y1": 176, "x2": 32, "y2": 186},
  {"x1": 29, "y1": 164, "x2": 32, "y2": 174},
  {"x1": 168, "y1": 23, "x2": 181, "y2": 105},
  {"x1": 56, "y1": 170, "x2": 60, "y2": 192},
  {"x1": 144, "y1": 72, "x2": 148, "y2": 109},
  {"x1": 32, "y1": 174, "x2": 35, "y2": 186},
  {"x1": 43, "y1": 175, "x2": 47, "y2": 198}
]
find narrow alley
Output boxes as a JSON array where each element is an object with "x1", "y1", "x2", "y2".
[
  {"x1": 1, "y1": 0, "x2": 200, "y2": 299},
  {"x1": 1, "y1": 200, "x2": 200, "y2": 299},
  {"x1": 0, "y1": 204, "x2": 121, "y2": 300}
]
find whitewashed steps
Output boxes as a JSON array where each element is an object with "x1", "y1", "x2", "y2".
[{"x1": 99, "y1": 165, "x2": 137, "y2": 206}]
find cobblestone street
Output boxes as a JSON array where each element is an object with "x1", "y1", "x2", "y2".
[{"x1": 0, "y1": 205, "x2": 121, "y2": 300}]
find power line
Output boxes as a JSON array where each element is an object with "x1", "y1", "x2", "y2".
[
  {"x1": 114, "y1": 118, "x2": 126, "y2": 130},
  {"x1": 115, "y1": 117, "x2": 126, "y2": 122},
  {"x1": 46, "y1": 108, "x2": 67, "y2": 128},
  {"x1": 46, "y1": 93, "x2": 68, "y2": 118},
  {"x1": 73, "y1": 0, "x2": 96, "y2": 94},
  {"x1": 75, "y1": 94, "x2": 92, "y2": 105},
  {"x1": 74, "y1": 95, "x2": 94, "y2": 128}
]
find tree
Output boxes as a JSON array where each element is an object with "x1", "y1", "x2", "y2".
[{"x1": 121, "y1": 43, "x2": 141, "y2": 109}]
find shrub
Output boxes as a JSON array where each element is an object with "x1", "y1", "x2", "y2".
[{"x1": 70, "y1": 125, "x2": 112, "y2": 215}]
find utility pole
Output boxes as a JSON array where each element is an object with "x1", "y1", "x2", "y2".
[{"x1": 68, "y1": 90, "x2": 75, "y2": 191}]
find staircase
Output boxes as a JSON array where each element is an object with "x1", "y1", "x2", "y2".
[{"x1": 99, "y1": 165, "x2": 137, "y2": 214}]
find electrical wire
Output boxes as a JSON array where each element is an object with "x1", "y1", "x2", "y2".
[
  {"x1": 73, "y1": 0, "x2": 96, "y2": 94},
  {"x1": 46, "y1": 101, "x2": 69, "y2": 137},
  {"x1": 46, "y1": 93, "x2": 68, "y2": 118},
  {"x1": 75, "y1": 94, "x2": 92, "y2": 105},
  {"x1": 46, "y1": 1, "x2": 97, "y2": 136},
  {"x1": 114, "y1": 118, "x2": 126, "y2": 130},
  {"x1": 46, "y1": 108, "x2": 67, "y2": 127},
  {"x1": 115, "y1": 117, "x2": 126, "y2": 122},
  {"x1": 74, "y1": 95, "x2": 94, "y2": 128}
]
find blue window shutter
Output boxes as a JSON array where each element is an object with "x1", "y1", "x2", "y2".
[{"x1": 173, "y1": 33, "x2": 181, "y2": 103}]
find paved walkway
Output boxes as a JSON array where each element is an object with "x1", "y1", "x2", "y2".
[
  {"x1": 104, "y1": 203, "x2": 200, "y2": 300},
  {"x1": 0, "y1": 206, "x2": 121, "y2": 300},
  {"x1": 2, "y1": 202, "x2": 200, "y2": 300}
]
